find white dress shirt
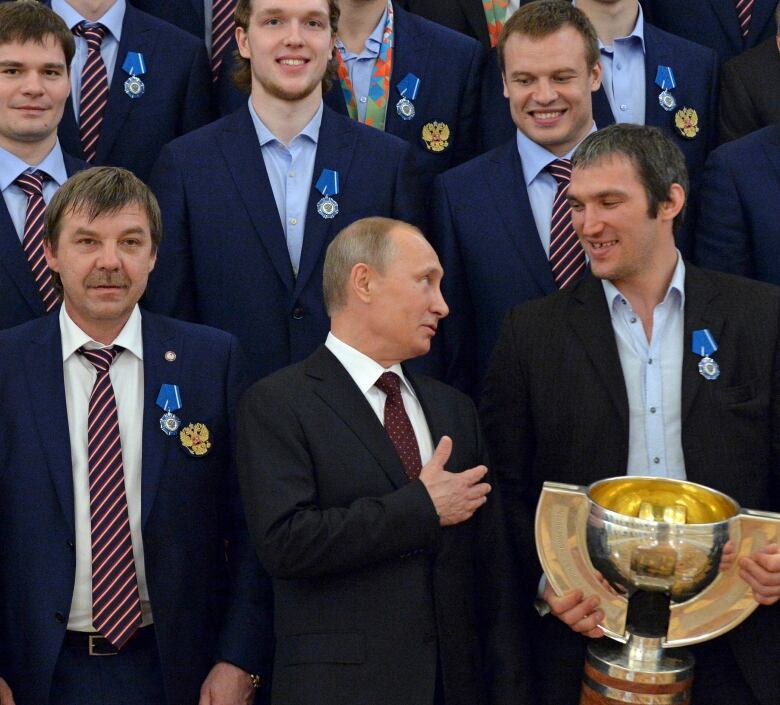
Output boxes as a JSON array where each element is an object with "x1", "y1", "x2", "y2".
[
  {"x1": 60, "y1": 304, "x2": 152, "y2": 630},
  {"x1": 325, "y1": 332, "x2": 434, "y2": 465}
]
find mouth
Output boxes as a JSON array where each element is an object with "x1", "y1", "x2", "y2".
[
  {"x1": 529, "y1": 109, "x2": 566, "y2": 126},
  {"x1": 587, "y1": 239, "x2": 618, "y2": 254},
  {"x1": 422, "y1": 324, "x2": 438, "y2": 335},
  {"x1": 277, "y1": 57, "x2": 308, "y2": 67}
]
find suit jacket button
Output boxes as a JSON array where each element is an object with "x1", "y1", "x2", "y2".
[
  {"x1": 66, "y1": 539, "x2": 75, "y2": 550},
  {"x1": 54, "y1": 611, "x2": 65, "y2": 624},
  {"x1": 292, "y1": 306, "x2": 304, "y2": 320}
]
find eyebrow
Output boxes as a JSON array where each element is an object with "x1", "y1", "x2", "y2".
[
  {"x1": 258, "y1": 7, "x2": 329, "y2": 17},
  {"x1": 0, "y1": 60, "x2": 66, "y2": 70},
  {"x1": 72, "y1": 226, "x2": 148, "y2": 236}
]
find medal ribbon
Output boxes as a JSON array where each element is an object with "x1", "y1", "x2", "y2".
[
  {"x1": 396, "y1": 73, "x2": 420, "y2": 102},
  {"x1": 315, "y1": 169, "x2": 340, "y2": 197},
  {"x1": 655, "y1": 66, "x2": 676, "y2": 91},
  {"x1": 122, "y1": 51, "x2": 146, "y2": 77},
  {"x1": 691, "y1": 329, "x2": 718, "y2": 357},
  {"x1": 156, "y1": 384, "x2": 182, "y2": 412},
  {"x1": 336, "y1": 0, "x2": 394, "y2": 131},
  {"x1": 483, "y1": 0, "x2": 509, "y2": 48}
]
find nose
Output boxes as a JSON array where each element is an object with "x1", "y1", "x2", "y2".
[
  {"x1": 533, "y1": 78, "x2": 558, "y2": 105},
  {"x1": 284, "y1": 19, "x2": 305, "y2": 45},
  {"x1": 20, "y1": 70, "x2": 45, "y2": 96},
  {"x1": 575, "y1": 205, "x2": 602, "y2": 238},
  {"x1": 95, "y1": 242, "x2": 121, "y2": 270},
  {"x1": 431, "y1": 284, "x2": 449, "y2": 319}
]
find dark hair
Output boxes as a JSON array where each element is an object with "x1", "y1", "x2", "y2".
[
  {"x1": 0, "y1": 0, "x2": 75, "y2": 69},
  {"x1": 232, "y1": 0, "x2": 340, "y2": 94},
  {"x1": 572, "y1": 124, "x2": 689, "y2": 232},
  {"x1": 497, "y1": 0, "x2": 599, "y2": 75}
]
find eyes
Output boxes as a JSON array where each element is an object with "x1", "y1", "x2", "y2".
[
  {"x1": 261, "y1": 16, "x2": 327, "y2": 29},
  {"x1": 511, "y1": 73, "x2": 577, "y2": 86},
  {"x1": 0, "y1": 67, "x2": 65, "y2": 78}
]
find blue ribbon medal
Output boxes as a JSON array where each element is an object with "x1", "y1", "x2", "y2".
[
  {"x1": 315, "y1": 169, "x2": 340, "y2": 219},
  {"x1": 156, "y1": 383, "x2": 182, "y2": 435},
  {"x1": 692, "y1": 329, "x2": 719, "y2": 380},
  {"x1": 655, "y1": 65, "x2": 677, "y2": 112},
  {"x1": 122, "y1": 51, "x2": 146, "y2": 99},
  {"x1": 396, "y1": 73, "x2": 421, "y2": 120}
]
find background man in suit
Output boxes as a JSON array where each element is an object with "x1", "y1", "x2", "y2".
[
  {"x1": 695, "y1": 124, "x2": 780, "y2": 282},
  {"x1": 324, "y1": 0, "x2": 483, "y2": 192},
  {"x1": 50, "y1": 0, "x2": 213, "y2": 182},
  {"x1": 431, "y1": 0, "x2": 600, "y2": 397},
  {"x1": 238, "y1": 216, "x2": 525, "y2": 705},
  {"x1": 0, "y1": 1, "x2": 85, "y2": 331},
  {"x1": 718, "y1": 2, "x2": 780, "y2": 142},
  {"x1": 643, "y1": 0, "x2": 778, "y2": 63},
  {"x1": 144, "y1": 0, "x2": 423, "y2": 383},
  {"x1": 481, "y1": 123, "x2": 780, "y2": 705},
  {"x1": 0, "y1": 166, "x2": 271, "y2": 705}
]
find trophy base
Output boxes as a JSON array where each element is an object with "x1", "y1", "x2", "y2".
[{"x1": 580, "y1": 637, "x2": 694, "y2": 705}]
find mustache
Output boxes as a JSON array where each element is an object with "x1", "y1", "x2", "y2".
[{"x1": 85, "y1": 273, "x2": 129, "y2": 287}]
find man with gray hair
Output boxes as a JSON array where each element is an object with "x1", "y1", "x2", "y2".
[
  {"x1": 237, "y1": 216, "x2": 525, "y2": 705},
  {"x1": 482, "y1": 123, "x2": 780, "y2": 705}
]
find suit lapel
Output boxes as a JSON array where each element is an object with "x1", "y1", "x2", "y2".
[
  {"x1": 592, "y1": 86, "x2": 616, "y2": 129},
  {"x1": 306, "y1": 347, "x2": 410, "y2": 489},
  {"x1": 0, "y1": 203, "x2": 46, "y2": 318},
  {"x1": 217, "y1": 108, "x2": 295, "y2": 293},
  {"x1": 680, "y1": 265, "x2": 724, "y2": 425},
  {"x1": 642, "y1": 26, "x2": 674, "y2": 131},
  {"x1": 139, "y1": 312, "x2": 178, "y2": 527},
  {"x1": 95, "y1": 7, "x2": 155, "y2": 164},
  {"x1": 294, "y1": 108, "x2": 356, "y2": 299},
  {"x1": 489, "y1": 142, "x2": 557, "y2": 294},
  {"x1": 568, "y1": 276, "x2": 630, "y2": 429},
  {"x1": 705, "y1": 0, "x2": 743, "y2": 54},
  {"x1": 26, "y1": 315, "x2": 75, "y2": 530}
]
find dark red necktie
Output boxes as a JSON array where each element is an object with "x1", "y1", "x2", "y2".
[
  {"x1": 80, "y1": 346, "x2": 141, "y2": 649},
  {"x1": 548, "y1": 158, "x2": 586, "y2": 289},
  {"x1": 211, "y1": 0, "x2": 235, "y2": 82},
  {"x1": 375, "y1": 372, "x2": 422, "y2": 480},
  {"x1": 14, "y1": 170, "x2": 61, "y2": 311},
  {"x1": 735, "y1": 0, "x2": 754, "y2": 38},
  {"x1": 72, "y1": 22, "x2": 109, "y2": 162}
]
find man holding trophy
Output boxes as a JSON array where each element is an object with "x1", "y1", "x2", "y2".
[{"x1": 481, "y1": 123, "x2": 780, "y2": 705}]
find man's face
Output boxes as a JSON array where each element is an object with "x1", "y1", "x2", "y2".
[
  {"x1": 236, "y1": 0, "x2": 335, "y2": 103},
  {"x1": 502, "y1": 26, "x2": 601, "y2": 156},
  {"x1": 567, "y1": 154, "x2": 679, "y2": 287},
  {"x1": 45, "y1": 204, "x2": 157, "y2": 334},
  {"x1": 366, "y1": 227, "x2": 449, "y2": 364},
  {"x1": 0, "y1": 37, "x2": 70, "y2": 153}
]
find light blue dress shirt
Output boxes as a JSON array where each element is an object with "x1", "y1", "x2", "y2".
[
  {"x1": 334, "y1": 6, "x2": 387, "y2": 122},
  {"x1": 602, "y1": 254, "x2": 687, "y2": 479},
  {"x1": 52, "y1": 0, "x2": 125, "y2": 125},
  {"x1": 0, "y1": 143, "x2": 69, "y2": 241},
  {"x1": 515, "y1": 124, "x2": 597, "y2": 254},
  {"x1": 598, "y1": 4, "x2": 646, "y2": 125},
  {"x1": 247, "y1": 100, "x2": 323, "y2": 276}
]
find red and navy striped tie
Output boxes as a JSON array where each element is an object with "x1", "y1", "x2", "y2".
[
  {"x1": 80, "y1": 346, "x2": 142, "y2": 649},
  {"x1": 73, "y1": 22, "x2": 109, "y2": 162},
  {"x1": 211, "y1": 0, "x2": 236, "y2": 83},
  {"x1": 548, "y1": 158, "x2": 586, "y2": 289},
  {"x1": 735, "y1": 0, "x2": 754, "y2": 39},
  {"x1": 14, "y1": 170, "x2": 60, "y2": 311}
]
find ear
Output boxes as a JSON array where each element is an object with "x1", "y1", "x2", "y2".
[
  {"x1": 502, "y1": 71, "x2": 510, "y2": 100},
  {"x1": 658, "y1": 183, "x2": 686, "y2": 223},
  {"x1": 44, "y1": 240, "x2": 59, "y2": 273},
  {"x1": 590, "y1": 60, "x2": 602, "y2": 92},
  {"x1": 350, "y1": 262, "x2": 374, "y2": 304},
  {"x1": 236, "y1": 26, "x2": 250, "y2": 59}
]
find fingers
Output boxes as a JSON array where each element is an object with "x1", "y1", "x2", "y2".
[
  {"x1": 544, "y1": 587, "x2": 605, "y2": 638},
  {"x1": 430, "y1": 435, "x2": 453, "y2": 468},
  {"x1": 460, "y1": 464, "x2": 489, "y2": 484},
  {"x1": 740, "y1": 545, "x2": 780, "y2": 605},
  {"x1": 719, "y1": 540, "x2": 736, "y2": 572}
]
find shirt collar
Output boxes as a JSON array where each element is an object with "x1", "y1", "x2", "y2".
[
  {"x1": 335, "y1": 4, "x2": 388, "y2": 58},
  {"x1": 52, "y1": 0, "x2": 125, "y2": 42},
  {"x1": 247, "y1": 98, "x2": 323, "y2": 148},
  {"x1": 515, "y1": 122, "x2": 598, "y2": 187},
  {"x1": 603, "y1": 251, "x2": 686, "y2": 314},
  {"x1": 0, "y1": 141, "x2": 68, "y2": 192},
  {"x1": 325, "y1": 332, "x2": 417, "y2": 399},
  {"x1": 60, "y1": 303, "x2": 144, "y2": 362},
  {"x1": 598, "y1": 3, "x2": 645, "y2": 54}
]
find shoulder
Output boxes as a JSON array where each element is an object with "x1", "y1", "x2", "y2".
[
  {"x1": 644, "y1": 22, "x2": 718, "y2": 65},
  {"x1": 324, "y1": 106, "x2": 408, "y2": 153},
  {"x1": 708, "y1": 125, "x2": 778, "y2": 165},
  {"x1": 141, "y1": 310, "x2": 239, "y2": 353},
  {"x1": 438, "y1": 142, "x2": 511, "y2": 187},
  {"x1": 124, "y1": 3, "x2": 206, "y2": 51},
  {"x1": 0, "y1": 315, "x2": 52, "y2": 348},
  {"x1": 395, "y1": 5, "x2": 482, "y2": 59},
  {"x1": 162, "y1": 109, "x2": 247, "y2": 154},
  {"x1": 724, "y1": 36, "x2": 777, "y2": 72}
]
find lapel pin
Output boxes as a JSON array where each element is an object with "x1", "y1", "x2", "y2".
[
  {"x1": 164, "y1": 351, "x2": 176, "y2": 362},
  {"x1": 180, "y1": 422, "x2": 212, "y2": 457}
]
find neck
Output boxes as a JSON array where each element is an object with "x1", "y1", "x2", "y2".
[
  {"x1": 64, "y1": 0, "x2": 118, "y2": 22},
  {"x1": 338, "y1": 0, "x2": 387, "y2": 54},
  {"x1": 250, "y1": 88, "x2": 322, "y2": 145},
  {"x1": 0, "y1": 133, "x2": 57, "y2": 166},
  {"x1": 331, "y1": 320, "x2": 401, "y2": 369},
  {"x1": 576, "y1": 0, "x2": 639, "y2": 46},
  {"x1": 65, "y1": 302, "x2": 130, "y2": 346}
]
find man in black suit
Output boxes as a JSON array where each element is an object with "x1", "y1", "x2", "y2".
[
  {"x1": 238, "y1": 217, "x2": 525, "y2": 705},
  {"x1": 482, "y1": 123, "x2": 780, "y2": 705}
]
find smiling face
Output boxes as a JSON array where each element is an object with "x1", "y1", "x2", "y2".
[
  {"x1": 0, "y1": 36, "x2": 70, "y2": 157},
  {"x1": 236, "y1": 0, "x2": 335, "y2": 104},
  {"x1": 502, "y1": 25, "x2": 601, "y2": 156},
  {"x1": 44, "y1": 204, "x2": 157, "y2": 342}
]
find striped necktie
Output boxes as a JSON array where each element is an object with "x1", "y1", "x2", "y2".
[
  {"x1": 735, "y1": 0, "x2": 754, "y2": 39},
  {"x1": 211, "y1": 0, "x2": 235, "y2": 83},
  {"x1": 375, "y1": 372, "x2": 422, "y2": 481},
  {"x1": 80, "y1": 346, "x2": 142, "y2": 649},
  {"x1": 548, "y1": 158, "x2": 586, "y2": 289},
  {"x1": 14, "y1": 170, "x2": 61, "y2": 311},
  {"x1": 73, "y1": 22, "x2": 109, "y2": 162}
]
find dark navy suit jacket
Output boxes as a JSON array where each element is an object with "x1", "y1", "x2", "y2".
[
  {"x1": 324, "y1": 5, "x2": 483, "y2": 193},
  {"x1": 0, "y1": 311, "x2": 272, "y2": 705},
  {"x1": 695, "y1": 125, "x2": 780, "y2": 283},
  {"x1": 56, "y1": 3, "x2": 213, "y2": 182},
  {"x1": 0, "y1": 152, "x2": 85, "y2": 331},
  {"x1": 144, "y1": 104, "x2": 424, "y2": 382},
  {"x1": 643, "y1": 0, "x2": 778, "y2": 63},
  {"x1": 398, "y1": 0, "x2": 492, "y2": 49}
]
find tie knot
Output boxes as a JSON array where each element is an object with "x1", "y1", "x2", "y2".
[
  {"x1": 79, "y1": 346, "x2": 122, "y2": 374},
  {"x1": 548, "y1": 158, "x2": 572, "y2": 186},
  {"x1": 73, "y1": 21, "x2": 107, "y2": 46},
  {"x1": 375, "y1": 371, "x2": 402, "y2": 398},
  {"x1": 14, "y1": 170, "x2": 48, "y2": 198}
]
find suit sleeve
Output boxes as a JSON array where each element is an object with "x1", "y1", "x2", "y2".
[
  {"x1": 237, "y1": 383, "x2": 442, "y2": 580},
  {"x1": 694, "y1": 147, "x2": 753, "y2": 276},
  {"x1": 144, "y1": 144, "x2": 197, "y2": 320},
  {"x1": 216, "y1": 336, "x2": 274, "y2": 678},
  {"x1": 718, "y1": 59, "x2": 759, "y2": 144},
  {"x1": 179, "y1": 41, "x2": 215, "y2": 136}
]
